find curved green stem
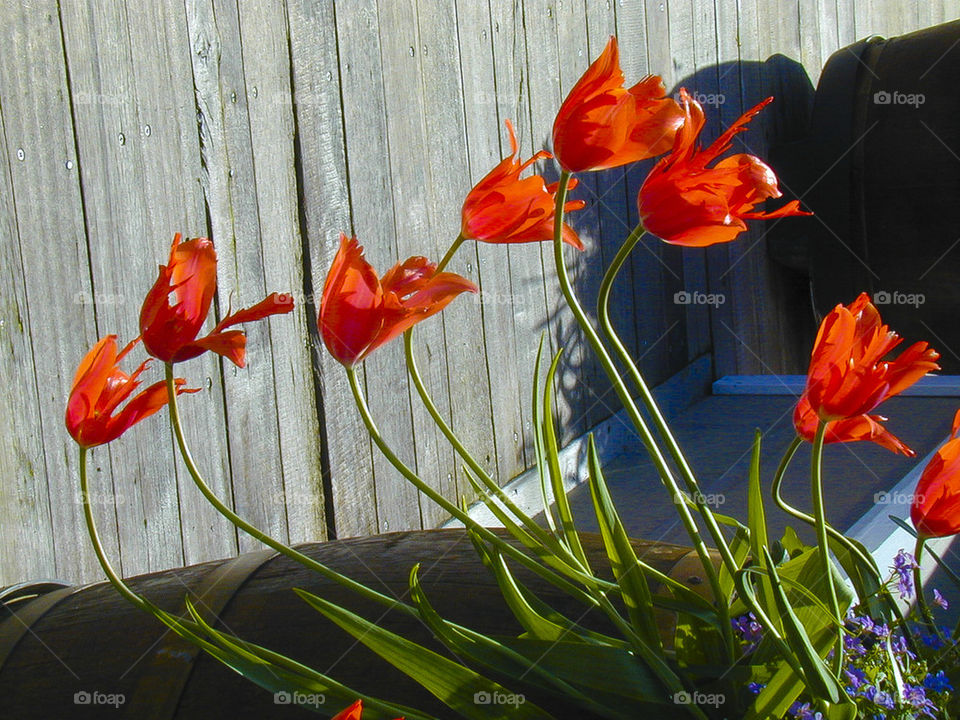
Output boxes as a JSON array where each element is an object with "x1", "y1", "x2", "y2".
[
  {"x1": 403, "y1": 329, "x2": 590, "y2": 572},
  {"x1": 551, "y1": 171, "x2": 732, "y2": 660},
  {"x1": 79, "y1": 447, "x2": 150, "y2": 613},
  {"x1": 811, "y1": 421, "x2": 843, "y2": 675},
  {"x1": 772, "y1": 435, "x2": 919, "y2": 654},
  {"x1": 346, "y1": 365, "x2": 697, "y2": 712},
  {"x1": 436, "y1": 233, "x2": 466, "y2": 273},
  {"x1": 913, "y1": 536, "x2": 945, "y2": 642}
]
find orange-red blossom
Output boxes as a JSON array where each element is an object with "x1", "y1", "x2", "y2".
[
  {"x1": 140, "y1": 233, "x2": 293, "y2": 367},
  {"x1": 552, "y1": 36, "x2": 683, "y2": 173},
  {"x1": 912, "y1": 411, "x2": 960, "y2": 538},
  {"x1": 332, "y1": 699, "x2": 403, "y2": 720},
  {"x1": 638, "y1": 90, "x2": 810, "y2": 247},
  {"x1": 462, "y1": 120, "x2": 585, "y2": 249},
  {"x1": 793, "y1": 292, "x2": 939, "y2": 452},
  {"x1": 66, "y1": 335, "x2": 196, "y2": 448},
  {"x1": 319, "y1": 234, "x2": 477, "y2": 367}
]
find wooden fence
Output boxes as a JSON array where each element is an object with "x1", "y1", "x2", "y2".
[{"x1": 0, "y1": 0, "x2": 950, "y2": 584}]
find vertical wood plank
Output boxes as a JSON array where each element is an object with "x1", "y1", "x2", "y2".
[
  {"x1": 287, "y1": 0, "x2": 376, "y2": 538},
  {"x1": 184, "y1": 0, "x2": 291, "y2": 551},
  {"x1": 0, "y1": 93, "x2": 56, "y2": 585},
  {"x1": 59, "y1": 0, "x2": 188, "y2": 576},
  {"x1": 236, "y1": 0, "x2": 328, "y2": 543},
  {"x1": 0, "y1": 0, "x2": 106, "y2": 583},
  {"x1": 455, "y1": 0, "x2": 529, "y2": 486},
  {"x1": 122, "y1": 0, "x2": 238, "y2": 567}
]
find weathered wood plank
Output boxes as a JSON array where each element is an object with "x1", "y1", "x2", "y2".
[
  {"x1": 236, "y1": 0, "x2": 327, "y2": 543},
  {"x1": 122, "y1": 0, "x2": 239, "y2": 567},
  {"x1": 490, "y1": 0, "x2": 552, "y2": 473},
  {"x1": 59, "y1": 0, "x2": 188, "y2": 576},
  {"x1": 183, "y1": 0, "x2": 291, "y2": 552},
  {"x1": 287, "y1": 0, "x2": 375, "y2": 538},
  {"x1": 333, "y1": 0, "x2": 421, "y2": 534},
  {"x1": 454, "y1": 0, "x2": 529, "y2": 486},
  {"x1": 0, "y1": 0, "x2": 106, "y2": 583},
  {"x1": 0, "y1": 84, "x2": 56, "y2": 586},
  {"x1": 414, "y1": 0, "x2": 497, "y2": 523}
]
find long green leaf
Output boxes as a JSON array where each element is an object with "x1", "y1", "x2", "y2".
[
  {"x1": 718, "y1": 525, "x2": 750, "y2": 602},
  {"x1": 747, "y1": 430, "x2": 778, "y2": 632},
  {"x1": 542, "y1": 349, "x2": 590, "y2": 570},
  {"x1": 295, "y1": 588, "x2": 555, "y2": 720},
  {"x1": 585, "y1": 434, "x2": 661, "y2": 649},
  {"x1": 531, "y1": 336, "x2": 558, "y2": 534}
]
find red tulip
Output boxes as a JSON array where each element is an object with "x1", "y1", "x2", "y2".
[
  {"x1": 332, "y1": 699, "x2": 403, "y2": 720},
  {"x1": 912, "y1": 411, "x2": 960, "y2": 538},
  {"x1": 66, "y1": 335, "x2": 196, "y2": 448},
  {"x1": 331, "y1": 699, "x2": 403, "y2": 720},
  {"x1": 638, "y1": 90, "x2": 811, "y2": 247},
  {"x1": 552, "y1": 36, "x2": 683, "y2": 172},
  {"x1": 462, "y1": 119, "x2": 585, "y2": 249},
  {"x1": 793, "y1": 394, "x2": 914, "y2": 457},
  {"x1": 319, "y1": 235, "x2": 478, "y2": 366},
  {"x1": 800, "y1": 292, "x2": 939, "y2": 423},
  {"x1": 140, "y1": 233, "x2": 293, "y2": 367}
]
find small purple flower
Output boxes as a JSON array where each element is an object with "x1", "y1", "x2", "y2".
[
  {"x1": 788, "y1": 701, "x2": 823, "y2": 719},
  {"x1": 844, "y1": 633, "x2": 867, "y2": 657},
  {"x1": 923, "y1": 670, "x2": 953, "y2": 693},
  {"x1": 934, "y1": 588, "x2": 949, "y2": 610},
  {"x1": 747, "y1": 682, "x2": 765, "y2": 695},
  {"x1": 904, "y1": 683, "x2": 938, "y2": 717},
  {"x1": 890, "y1": 633, "x2": 915, "y2": 660},
  {"x1": 891, "y1": 549, "x2": 917, "y2": 600},
  {"x1": 844, "y1": 666, "x2": 867, "y2": 690},
  {"x1": 861, "y1": 685, "x2": 896, "y2": 710},
  {"x1": 732, "y1": 612, "x2": 764, "y2": 653}
]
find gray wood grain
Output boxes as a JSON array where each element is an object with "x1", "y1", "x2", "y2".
[
  {"x1": 0, "y1": 0, "x2": 105, "y2": 583},
  {"x1": 287, "y1": 0, "x2": 374, "y2": 539}
]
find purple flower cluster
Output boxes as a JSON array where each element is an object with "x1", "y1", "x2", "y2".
[
  {"x1": 891, "y1": 549, "x2": 918, "y2": 600},
  {"x1": 787, "y1": 701, "x2": 822, "y2": 719},
  {"x1": 732, "y1": 612, "x2": 764, "y2": 653}
]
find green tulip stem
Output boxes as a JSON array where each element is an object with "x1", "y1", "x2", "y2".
[
  {"x1": 596, "y1": 223, "x2": 739, "y2": 579},
  {"x1": 436, "y1": 233, "x2": 466, "y2": 273},
  {"x1": 811, "y1": 420, "x2": 843, "y2": 675},
  {"x1": 551, "y1": 171, "x2": 731, "y2": 656},
  {"x1": 771, "y1": 435, "x2": 918, "y2": 653},
  {"x1": 913, "y1": 535, "x2": 946, "y2": 642},
  {"x1": 345, "y1": 365, "x2": 697, "y2": 711}
]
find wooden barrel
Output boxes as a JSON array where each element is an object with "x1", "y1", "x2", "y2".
[
  {"x1": 0, "y1": 530, "x2": 717, "y2": 719},
  {"x1": 769, "y1": 20, "x2": 960, "y2": 367}
]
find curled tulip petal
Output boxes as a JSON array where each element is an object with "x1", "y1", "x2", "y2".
[
  {"x1": 461, "y1": 120, "x2": 584, "y2": 249},
  {"x1": 66, "y1": 336, "x2": 197, "y2": 448},
  {"x1": 912, "y1": 434, "x2": 960, "y2": 538},
  {"x1": 793, "y1": 395, "x2": 914, "y2": 457},
  {"x1": 638, "y1": 91, "x2": 811, "y2": 247},
  {"x1": 797, "y1": 292, "x2": 939, "y2": 424},
  {"x1": 140, "y1": 234, "x2": 293, "y2": 366},
  {"x1": 319, "y1": 235, "x2": 477, "y2": 366},
  {"x1": 553, "y1": 36, "x2": 683, "y2": 172}
]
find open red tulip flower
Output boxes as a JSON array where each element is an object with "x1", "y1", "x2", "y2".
[
  {"x1": 911, "y1": 410, "x2": 960, "y2": 538},
  {"x1": 320, "y1": 234, "x2": 478, "y2": 367},
  {"x1": 140, "y1": 233, "x2": 294, "y2": 367},
  {"x1": 332, "y1": 699, "x2": 403, "y2": 720},
  {"x1": 793, "y1": 394, "x2": 914, "y2": 457},
  {"x1": 66, "y1": 335, "x2": 196, "y2": 449},
  {"x1": 798, "y1": 292, "x2": 939, "y2": 424},
  {"x1": 462, "y1": 119, "x2": 585, "y2": 249},
  {"x1": 638, "y1": 90, "x2": 811, "y2": 247},
  {"x1": 552, "y1": 36, "x2": 684, "y2": 173}
]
